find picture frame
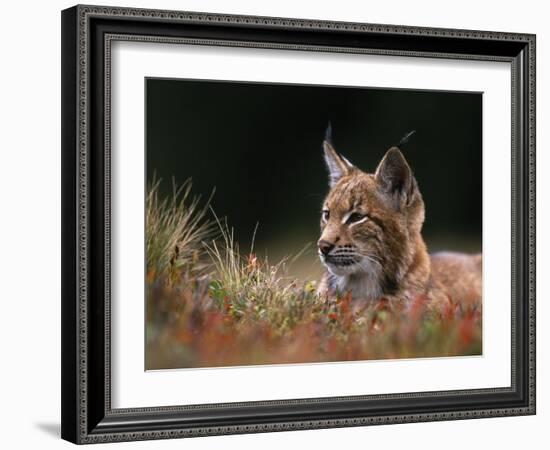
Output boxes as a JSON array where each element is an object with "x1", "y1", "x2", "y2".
[{"x1": 61, "y1": 4, "x2": 536, "y2": 444}]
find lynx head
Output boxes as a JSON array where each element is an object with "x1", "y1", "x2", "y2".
[{"x1": 318, "y1": 127, "x2": 425, "y2": 296}]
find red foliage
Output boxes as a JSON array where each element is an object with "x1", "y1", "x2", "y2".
[
  {"x1": 146, "y1": 276, "x2": 482, "y2": 370},
  {"x1": 459, "y1": 315, "x2": 475, "y2": 347}
]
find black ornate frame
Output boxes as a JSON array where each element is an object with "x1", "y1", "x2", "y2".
[{"x1": 61, "y1": 4, "x2": 536, "y2": 444}]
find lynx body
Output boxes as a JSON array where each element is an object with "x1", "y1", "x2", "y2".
[{"x1": 317, "y1": 131, "x2": 481, "y2": 309}]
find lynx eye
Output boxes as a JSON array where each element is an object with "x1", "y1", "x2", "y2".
[
  {"x1": 346, "y1": 212, "x2": 367, "y2": 224},
  {"x1": 322, "y1": 209, "x2": 330, "y2": 222}
]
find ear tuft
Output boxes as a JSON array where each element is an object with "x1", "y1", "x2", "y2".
[
  {"x1": 325, "y1": 121, "x2": 333, "y2": 145},
  {"x1": 375, "y1": 147, "x2": 416, "y2": 206},
  {"x1": 396, "y1": 130, "x2": 416, "y2": 148},
  {"x1": 322, "y1": 124, "x2": 356, "y2": 187}
]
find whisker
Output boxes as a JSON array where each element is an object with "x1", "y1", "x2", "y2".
[{"x1": 363, "y1": 254, "x2": 383, "y2": 267}]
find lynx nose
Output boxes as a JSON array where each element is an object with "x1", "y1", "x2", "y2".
[{"x1": 318, "y1": 240, "x2": 335, "y2": 256}]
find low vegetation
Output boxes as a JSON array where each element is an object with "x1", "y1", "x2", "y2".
[{"x1": 146, "y1": 180, "x2": 482, "y2": 370}]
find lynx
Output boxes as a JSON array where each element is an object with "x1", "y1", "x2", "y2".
[{"x1": 317, "y1": 127, "x2": 482, "y2": 310}]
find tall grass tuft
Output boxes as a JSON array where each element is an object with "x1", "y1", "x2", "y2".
[
  {"x1": 205, "y1": 220, "x2": 320, "y2": 332},
  {"x1": 146, "y1": 178, "x2": 215, "y2": 281}
]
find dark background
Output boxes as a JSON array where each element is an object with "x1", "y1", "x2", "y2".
[{"x1": 146, "y1": 78, "x2": 482, "y2": 279}]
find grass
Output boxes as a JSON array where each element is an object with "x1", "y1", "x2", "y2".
[
  {"x1": 146, "y1": 178, "x2": 215, "y2": 282},
  {"x1": 146, "y1": 180, "x2": 482, "y2": 370}
]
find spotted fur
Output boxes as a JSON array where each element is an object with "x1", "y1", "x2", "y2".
[{"x1": 317, "y1": 130, "x2": 481, "y2": 310}]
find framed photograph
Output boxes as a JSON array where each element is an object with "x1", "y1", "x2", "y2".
[{"x1": 61, "y1": 4, "x2": 536, "y2": 444}]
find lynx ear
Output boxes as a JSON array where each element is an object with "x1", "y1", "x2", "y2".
[
  {"x1": 323, "y1": 124, "x2": 355, "y2": 187},
  {"x1": 375, "y1": 147, "x2": 416, "y2": 206}
]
